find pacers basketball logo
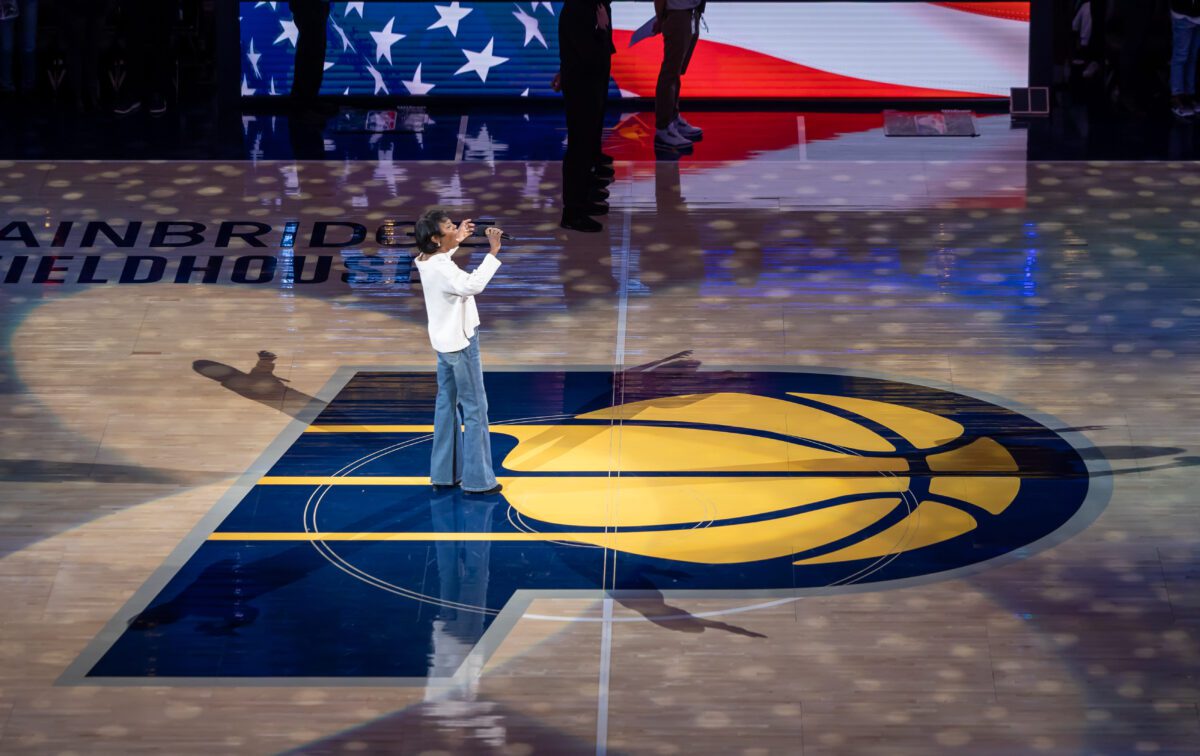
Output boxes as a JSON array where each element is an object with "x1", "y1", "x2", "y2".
[
  {"x1": 491, "y1": 389, "x2": 1033, "y2": 570},
  {"x1": 73, "y1": 370, "x2": 1102, "y2": 682}
]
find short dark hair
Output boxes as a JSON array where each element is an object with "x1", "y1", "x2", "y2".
[{"x1": 414, "y1": 209, "x2": 451, "y2": 255}]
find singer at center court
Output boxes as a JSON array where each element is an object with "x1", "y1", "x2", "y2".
[{"x1": 413, "y1": 210, "x2": 506, "y2": 495}]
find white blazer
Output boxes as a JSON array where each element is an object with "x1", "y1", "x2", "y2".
[{"x1": 414, "y1": 249, "x2": 502, "y2": 353}]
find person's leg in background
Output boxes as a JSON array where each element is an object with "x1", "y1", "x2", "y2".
[
  {"x1": 654, "y1": 10, "x2": 691, "y2": 147},
  {"x1": 1170, "y1": 15, "x2": 1196, "y2": 116},
  {"x1": 1186, "y1": 19, "x2": 1200, "y2": 113},
  {"x1": 142, "y1": 0, "x2": 174, "y2": 114},
  {"x1": 0, "y1": 0, "x2": 37, "y2": 98},
  {"x1": 14, "y1": 0, "x2": 34, "y2": 95},
  {"x1": 62, "y1": 0, "x2": 106, "y2": 111},
  {"x1": 590, "y1": 43, "x2": 613, "y2": 183},
  {"x1": 288, "y1": 0, "x2": 330, "y2": 109},
  {"x1": 0, "y1": 13, "x2": 14, "y2": 97},
  {"x1": 583, "y1": 64, "x2": 610, "y2": 212},
  {"x1": 112, "y1": 0, "x2": 146, "y2": 113},
  {"x1": 670, "y1": 8, "x2": 703, "y2": 140},
  {"x1": 560, "y1": 62, "x2": 605, "y2": 231}
]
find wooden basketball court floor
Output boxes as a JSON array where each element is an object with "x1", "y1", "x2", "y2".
[{"x1": 1, "y1": 153, "x2": 1198, "y2": 754}]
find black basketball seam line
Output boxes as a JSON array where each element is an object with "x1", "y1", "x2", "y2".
[
  {"x1": 500, "y1": 492, "x2": 913, "y2": 535},
  {"x1": 795, "y1": 492, "x2": 919, "y2": 572},
  {"x1": 825, "y1": 487, "x2": 924, "y2": 587},
  {"x1": 284, "y1": 434, "x2": 1075, "y2": 479},
  {"x1": 482, "y1": 417, "x2": 906, "y2": 458}
]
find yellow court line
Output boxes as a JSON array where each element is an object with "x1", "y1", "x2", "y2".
[
  {"x1": 259, "y1": 476, "x2": 431, "y2": 486},
  {"x1": 304, "y1": 425, "x2": 435, "y2": 433},
  {"x1": 209, "y1": 532, "x2": 595, "y2": 542}
]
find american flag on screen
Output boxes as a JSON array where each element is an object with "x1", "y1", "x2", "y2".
[
  {"x1": 240, "y1": 1, "x2": 567, "y2": 98},
  {"x1": 239, "y1": 2, "x2": 1028, "y2": 100},
  {"x1": 608, "y1": 1, "x2": 1029, "y2": 99}
]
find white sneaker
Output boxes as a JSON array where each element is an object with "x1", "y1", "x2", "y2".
[
  {"x1": 673, "y1": 116, "x2": 703, "y2": 139},
  {"x1": 655, "y1": 124, "x2": 692, "y2": 148}
]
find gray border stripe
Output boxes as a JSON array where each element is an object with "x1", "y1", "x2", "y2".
[{"x1": 59, "y1": 364, "x2": 1112, "y2": 686}]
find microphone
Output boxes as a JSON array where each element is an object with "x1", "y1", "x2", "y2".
[{"x1": 473, "y1": 229, "x2": 518, "y2": 242}]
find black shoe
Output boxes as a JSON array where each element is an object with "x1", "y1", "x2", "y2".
[
  {"x1": 560, "y1": 215, "x2": 603, "y2": 232},
  {"x1": 149, "y1": 93, "x2": 167, "y2": 116},
  {"x1": 113, "y1": 98, "x2": 141, "y2": 115},
  {"x1": 590, "y1": 186, "x2": 610, "y2": 202},
  {"x1": 596, "y1": 152, "x2": 614, "y2": 166},
  {"x1": 465, "y1": 483, "x2": 503, "y2": 495},
  {"x1": 592, "y1": 164, "x2": 615, "y2": 179},
  {"x1": 583, "y1": 201, "x2": 609, "y2": 216}
]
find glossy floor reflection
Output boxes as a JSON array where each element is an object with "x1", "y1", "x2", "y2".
[{"x1": 1, "y1": 156, "x2": 1199, "y2": 753}]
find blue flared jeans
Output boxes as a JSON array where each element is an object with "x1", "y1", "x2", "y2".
[{"x1": 431, "y1": 332, "x2": 498, "y2": 492}]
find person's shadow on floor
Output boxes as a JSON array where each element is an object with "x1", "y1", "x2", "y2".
[{"x1": 193, "y1": 350, "x2": 324, "y2": 418}]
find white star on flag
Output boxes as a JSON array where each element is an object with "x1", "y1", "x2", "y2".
[
  {"x1": 370, "y1": 17, "x2": 406, "y2": 64},
  {"x1": 247, "y1": 38, "x2": 262, "y2": 78},
  {"x1": 455, "y1": 38, "x2": 508, "y2": 82},
  {"x1": 345, "y1": 2, "x2": 364, "y2": 17},
  {"x1": 331, "y1": 18, "x2": 355, "y2": 51},
  {"x1": 428, "y1": 2, "x2": 473, "y2": 37},
  {"x1": 512, "y1": 6, "x2": 547, "y2": 48},
  {"x1": 367, "y1": 63, "x2": 389, "y2": 95},
  {"x1": 274, "y1": 18, "x2": 298, "y2": 47},
  {"x1": 402, "y1": 64, "x2": 436, "y2": 95},
  {"x1": 241, "y1": 75, "x2": 256, "y2": 96},
  {"x1": 269, "y1": 77, "x2": 278, "y2": 95},
  {"x1": 254, "y1": 2, "x2": 278, "y2": 9},
  {"x1": 531, "y1": 2, "x2": 554, "y2": 14},
  {"x1": 323, "y1": 60, "x2": 335, "y2": 71}
]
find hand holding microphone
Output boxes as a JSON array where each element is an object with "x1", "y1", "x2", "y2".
[
  {"x1": 484, "y1": 226, "x2": 505, "y2": 255},
  {"x1": 476, "y1": 226, "x2": 517, "y2": 242}
]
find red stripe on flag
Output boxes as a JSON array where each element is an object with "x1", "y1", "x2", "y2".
[
  {"x1": 611, "y1": 32, "x2": 1000, "y2": 99},
  {"x1": 932, "y1": 2, "x2": 1031, "y2": 23}
]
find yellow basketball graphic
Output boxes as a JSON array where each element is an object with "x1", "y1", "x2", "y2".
[{"x1": 491, "y1": 391, "x2": 1021, "y2": 565}]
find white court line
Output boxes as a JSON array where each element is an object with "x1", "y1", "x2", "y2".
[
  {"x1": 594, "y1": 199, "x2": 634, "y2": 756},
  {"x1": 595, "y1": 597, "x2": 614, "y2": 756}
]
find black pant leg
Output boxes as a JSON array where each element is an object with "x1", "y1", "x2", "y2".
[
  {"x1": 144, "y1": 0, "x2": 175, "y2": 97},
  {"x1": 562, "y1": 66, "x2": 596, "y2": 213},
  {"x1": 289, "y1": 0, "x2": 330, "y2": 102},
  {"x1": 120, "y1": 0, "x2": 173, "y2": 98},
  {"x1": 590, "y1": 57, "x2": 611, "y2": 166}
]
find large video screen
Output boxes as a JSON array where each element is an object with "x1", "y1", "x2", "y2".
[{"x1": 240, "y1": 1, "x2": 1029, "y2": 99}]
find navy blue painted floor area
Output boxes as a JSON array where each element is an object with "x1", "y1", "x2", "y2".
[{"x1": 86, "y1": 370, "x2": 1091, "y2": 680}]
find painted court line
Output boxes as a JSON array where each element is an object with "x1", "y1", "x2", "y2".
[
  {"x1": 595, "y1": 597, "x2": 614, "y2": 756},
  {"x1": 210, "y1": 531, "x2": 614, "y2": 542}
]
